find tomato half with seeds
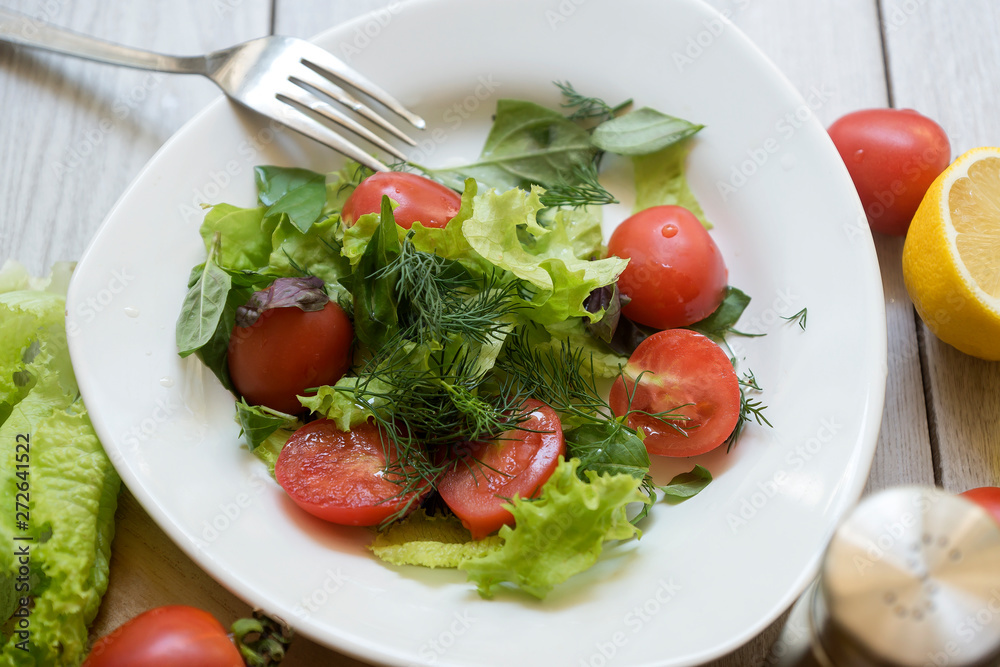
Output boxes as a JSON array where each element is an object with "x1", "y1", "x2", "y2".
[
  {"x1": 960, "y1": 487, "x2": 1000, "y2": 525},
  {"x1": 609, "y1": 329, "x2": 740, "y2": 457},
  {"x1": 607, "y1": 205, "x2": 728, "y2": 330},
  {"x1": 341, "y1": 172, "x2": 461, "y2": 229},
  {"x1": 275, "y1": 420, "x2": 428, "y2": 526},
  {"x1": 437, "y1": 400, "x2": 565, "y2": 540},
  {"x1": 82, "y1": 606, "x2": 242, "y2": 667},
  {"x1": 227, "y1": 301, "x2": 353, "y2": 415}
]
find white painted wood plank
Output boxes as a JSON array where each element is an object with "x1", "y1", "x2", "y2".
[
  {"x1": 0, "y1": 0, "x2": 270, "y2": 275},
  {"x1": 881, "y1": 0, "x2": 1000, "y2": 492}
]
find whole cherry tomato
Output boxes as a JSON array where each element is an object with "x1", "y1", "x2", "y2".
[{"x1": 341, "y1": 172, "x2": 461, "y2": 229}]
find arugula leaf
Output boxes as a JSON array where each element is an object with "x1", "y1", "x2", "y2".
[
  {"x1": 429, "y1": 100, "x2": 597, "y2": 192},
  {"x1": 633, "y1": 139, "x2": 711, "y2": 228},
  {"x1": 235, "y1": 398, "x2": 298, "y2": 452},
  {"x1": 176, "y1": 238, "x2": 231, "y2": 357},
  {"x1": 343, "y1": 195, "x2": 402, "y2": 349},
  {"x1": 659, "y1": 465, "x2": 713, "y2": 503},
  {"x1": 592, "y1": 107, "x2": 703, "y2": 156},
  {"x1": 687, "y1": 286, "x2": 752, "y2": 340},
  {"x1": 254, "y1": 165, "x2": 326, "y2": 233},
  {"x1": 566, "y1": 421, "x2": 650, "y2": 479}
]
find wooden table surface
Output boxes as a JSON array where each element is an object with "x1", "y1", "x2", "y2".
[{"x1": 2, "y1": 0, "x2": 998, "y2": 664}]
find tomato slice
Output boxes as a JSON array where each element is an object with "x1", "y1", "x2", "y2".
[
  {"x1": 437, "y1": 400, "x2": 565, "y2": 540},
  {"x1": 341, "y1": 171, "x2": 461, "y2": 229},
  {"x1": 609, "y1": 329, "x2": 740, "y2": 457},
  {"x1": 275, "y1": 420, "x2": 426, "y2": 526}
]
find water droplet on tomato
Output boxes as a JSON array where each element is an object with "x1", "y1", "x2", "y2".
[
  {"x1": 661, "y1": 224, "x2": 678, "y2": 238},
  {"x1": 853, "y1": 149, "x2": 865, "y2": 163}
]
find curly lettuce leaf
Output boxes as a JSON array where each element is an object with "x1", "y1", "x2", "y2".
[
  {"x1": 0, "y1": 282, "x2": 120, "y2": 665},
  {"x1": 297, "y1": 376, "x2": 391, "y2": 431},
  {"x1": 254, "y1": 165, "x2": 326, "y2": 233},
  {"x1": 459, "y1": 457, "x2": 647, "y2": 599},
  {"x1": 370, "y1": 510, "x2": 502, "y2": 568},
  {"x1": 199, "y1": 203, "x2": 275, "y2": 272}
]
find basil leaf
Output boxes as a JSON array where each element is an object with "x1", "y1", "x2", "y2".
[
  {"x1": 176, "y1": 242, "x2": 231, "y2": 357},
  {"x1": 592, "y1": 108, "x2": 703, "y2": 156},
  {"x1": 254, "y1": 165, "x2": 326, "y2": 233},
  {"x1": 195, "y1": 283, "x2": 252, "y2": 391},
  {"x1": 430, "y1": 100, "x2": 597, "y2": 191},
  {"x1": 345, "y1": 195, "x2": 401, "y2": 349},
  {"x1": 659, "y1": 465, "x2": 713, "y2": 504},
  {"x1": 235, "y1": 399, "x2": 298, "y2": 452},
  {"x1": 566, "y1": 421, "x2": 650, "y2": 480},
  {"x1": 687, "y1": 286, "x2": 752, "y2": 341},
  {"x1": 633, "y1": 140, "x2": 711, "y2": 228}
]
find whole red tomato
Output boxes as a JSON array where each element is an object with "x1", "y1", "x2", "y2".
[
  {"x1": 228, "y1": 301, "x2": 353, "y2": 414},
  {"x1": 828, "y1": 108, "x2": 950, "y2": 236},
  {"x1": 960, "y1": 487, "x2": 1000, "y2": 525},
  {"x1": 82, "y1": 606, "x2": 242, "y2": 667},
  {"x1": 607, "y1": 205, "x2": 727, "y2": 330},
  {"x1": 341, "y1": 172, "x2": 461, "y2": 229}
]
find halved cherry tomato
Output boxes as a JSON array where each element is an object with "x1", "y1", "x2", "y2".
[
  {"x1": 828, "y1": 108, "x2": 950, "y2": 236},
  {"x1": 960, "y1": 487, "x2": 1000, "y2": 525},
  {"x1": 607, "y1": 205, "x2": 727, "y2": 330},
  {"x1": 275, "y1": 419, "x2": 427, "y2": 526},
  {"x1": 341, "y1": 172, "x2": 461, "y2": 229},
  {"x1": 437, "y1": 400, "x2": 565, "y2": 540},
  {"x1": 227, "y1": 301, "x2": 352, "y2": 414},
  {"x1": 82, "y1": 606, "x2": 242, "y2": 667},
  {"x1": 609, "y1": 329, "x2": 740, "y2": 457}
]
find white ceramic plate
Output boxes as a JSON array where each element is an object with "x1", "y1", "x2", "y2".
[{"x1": 67, "y1": 0, "x2": 886, "y2": 664}]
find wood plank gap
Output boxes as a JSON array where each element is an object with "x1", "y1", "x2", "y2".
[
  {"x1": 874, "y1": 0, "x2": 897, "y2": 108},
  {"x1": 915, "y1": 311, "x2": 943, "y2": 486}
]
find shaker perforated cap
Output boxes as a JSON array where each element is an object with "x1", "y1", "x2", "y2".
[{"x1": 820, "y1": 487, "x2": 1000, "y2": 666}]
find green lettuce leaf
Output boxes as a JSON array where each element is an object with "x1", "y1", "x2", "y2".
[
  {"x1": 297, "y1": 376, "x2": 391, "y2": 431},
  {"x1": 370, "y1": 510, "x2": 502, "y2": 568},
  {"x1": 632, "y1": 140, "x2": 710, "y2": 229},
  {"x1": 0, "y1": 281, "x2": 120, "y2": 665},
  {"x1": 267, "y1": 214, "x2": 351, "y2": 302},
  {"x1": 459, "y1": 457, "x2": 647, "y2": 599},
  {"x1": 199, "y1": 203, "x2": 275, "y2": 271}
]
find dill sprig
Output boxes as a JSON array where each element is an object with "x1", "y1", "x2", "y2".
[
  {"x1": 539, "y1": 163, "x2": 619, "y2": 209},
  {"x1": 724, "y1": 370, "x2": 772, "y2": 452},
  {"x1": 782, "y1": 307, "x2": 808, "y2": 330},
  {"x1": 554, "y1": 81, "x2": 632, "y2": 123}
]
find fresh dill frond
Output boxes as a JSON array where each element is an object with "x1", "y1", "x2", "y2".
[
  {"x1": 724, "y1": 369, "x2": 772, "y2": 452},
  {"x1": 782, "y1": 307, "x2": 808, "y2": 330},
  {"x1": 538, "y1": 163, "x2": 619, "y2": 209},
  {"x1": 554, "y1": 81, "x2": 632, "y2": 123}
]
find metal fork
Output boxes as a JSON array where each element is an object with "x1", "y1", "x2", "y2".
[{"x1": 0, "y1": 8, "x2": 422, "y2": 171}]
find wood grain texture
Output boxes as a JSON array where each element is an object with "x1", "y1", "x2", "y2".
[{"x1": 879, "y1": 0, "x2": 1000, "y2": 492}]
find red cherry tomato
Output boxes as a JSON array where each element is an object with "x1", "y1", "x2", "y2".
[
  {"x1": 607, "y1": 205, "x2": 727, "y2": 330},
  {"x1": 227, "y1": 301, "x2": 352, "y2": 414},
  {"x1": 960, "y1": 487, "x2": 1000, "y2": 525},
  {"x1": 275, "y1": 419, "x2": 428, "y2": 526},
  {"x1": 437, "y1": 400, "x2": 565, "y2": 540},
  {"x1": 609, "y1": 329, "x2": 740, "y2": 457},
  {"x1": 341, "y1": 172, "x2": 461, "y2": 229},
  {"x1": 828, "y1": 108, "x2": 951, "y2": 236},
  {"x1": 82, "y1": 606, "x2": 241, "y2": 667}
]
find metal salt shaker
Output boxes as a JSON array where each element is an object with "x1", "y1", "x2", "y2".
[{"x1": 768, "y1": 487, "x2": 1000, "y2": 666}]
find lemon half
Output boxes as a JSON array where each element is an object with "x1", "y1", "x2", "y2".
[{"x1": 902, "y1": 147, "x2": 1000, "y2": 360}]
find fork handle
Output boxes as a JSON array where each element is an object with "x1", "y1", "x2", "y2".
[{"x1": 0, "y1": 8, "x2": 206, "y2": 75}]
